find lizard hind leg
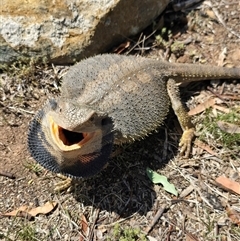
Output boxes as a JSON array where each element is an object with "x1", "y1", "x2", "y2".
[{"x1": 167, "y1": 79, "x2": 195, "y2": 158}]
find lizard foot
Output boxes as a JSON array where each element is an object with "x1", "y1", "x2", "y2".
[
  {"x1": 54, "y1": 174, "x2": 73, "y2": 192},
  {"x1": 179, "y1": 128, "x2": 195, "y2": 158}
]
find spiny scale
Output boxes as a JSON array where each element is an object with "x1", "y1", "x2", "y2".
[{"x1": 28, "y1": 54, "x2": 240, "y2": 179}]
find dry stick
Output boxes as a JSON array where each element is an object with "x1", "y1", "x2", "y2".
[
  {"x1": 0, "y1": 171, "x2": 15, "y2": 179},
  {"x1": 126, "y1": 32, "x2": 143, "y2": 55},
  {"x1": 144, "y1": 204, "x2": 168, "y2": 234},
  {"x1": 8, "y1": 106, "x2": 35, "y2": 115},
  {"x1": 207, "y1": 86, "x2": 240, "y2": 101},
  {"x1": 126, "y1": 30, "x2": 157, "y2": 55}
]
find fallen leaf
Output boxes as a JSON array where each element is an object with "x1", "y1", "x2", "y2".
[
  {"x1": 215, "y1": 176, "x2": 240, "y2": 195},
  {"x1": 146, "y1": 168, "x2": 178, "y2": 196},
  {"x1": 80, "y1": 214, "x2": 89, "y2": 237},
  {"x1": 29, "y1": 201, "x2": 57, "y2": 216},
  {"x1": 217, "y1": 121, "x2": 240, "y2": 134},
  {"x1": 2, "y1": 201, "x2": 57, "y2": 219},
  {"x1": 194, "y1": 139, "x2": 218, "y2": 156},
  {"x1": 2, "y1": 206, "x2": 27, "y2": 217},
  {"x1": 226, "y1": 206, "x2": 240, "y2": 226},
  {"x1": 1, "y1": 206, "x2": 33, "y2": 220},
  {"x1": 188, "y1": 98, "x2": 216, "y2": 116}
]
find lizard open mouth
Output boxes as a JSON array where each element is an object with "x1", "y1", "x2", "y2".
[
  {"x1": 50, "y1": 117, "x2": 94, "y2": 151},
  {"x1": 28, "y1": 106, "x2": 115, "y2": 178}
]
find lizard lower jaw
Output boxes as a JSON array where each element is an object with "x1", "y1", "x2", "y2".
[{"x1": 49, "y1": 117, "x2": 95, "y2": 151}]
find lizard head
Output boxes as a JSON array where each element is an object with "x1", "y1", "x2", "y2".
[{"x1": 27, "y1": 99, "x2": 114, "y2": 178}]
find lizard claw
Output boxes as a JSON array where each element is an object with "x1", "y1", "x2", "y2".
[
  {"x1": 179, "y1": 128, "x2": 195, "y2": 158},
  {"x1": 54, "y1": 174, "x2": 73, "y2": 192}
]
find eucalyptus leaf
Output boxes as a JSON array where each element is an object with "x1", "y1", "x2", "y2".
[{"x1": 146, "y1": 167, "x2": 178, "y2": 196}]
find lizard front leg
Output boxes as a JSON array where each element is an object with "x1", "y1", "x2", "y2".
[
  {"x1": 54, "y1": 174, "x2": 74, "y2": 192},
  {"x1": 167, "y1": 78, "x2": 195, "y2": 158}
]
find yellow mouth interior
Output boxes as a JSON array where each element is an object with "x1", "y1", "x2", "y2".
[{"x1": 49, "y1": 117, "x2": 94, "y2": 151}]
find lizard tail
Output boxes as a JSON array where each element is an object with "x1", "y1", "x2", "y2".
[{"x1": 172, "y1": 63, "x2": 240, "y2": 82}]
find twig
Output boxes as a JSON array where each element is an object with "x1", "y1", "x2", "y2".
[
  {"x1": 144, "y1": 204, "x2": 168, "y2": 234},
  {"x1": 126, "y1": 30, "x2": 157, "y2": 55},
  {"x1": 206, "y1": 86, "x2": 240, "y2": 101},
  {"x1": 0, "y1": 171, "x2": 15, "y2": 179},
  {"x1": 8, "y1": 106, "x2": 35, "y2": 115}
]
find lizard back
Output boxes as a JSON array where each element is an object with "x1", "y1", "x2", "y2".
[{"x1": 60, "y1": 54, "x2": 171, "y2": 142}]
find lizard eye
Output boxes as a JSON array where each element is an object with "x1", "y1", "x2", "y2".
[{"x1": 49, "y1": 99, "x2": 58, "y2": 110}]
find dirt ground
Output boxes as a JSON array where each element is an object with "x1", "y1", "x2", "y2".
[{"x1": 0, "y1": 1, "x2": 240, "y2": 240}]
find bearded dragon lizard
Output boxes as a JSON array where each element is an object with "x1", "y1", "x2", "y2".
[{"x1": 27, "y1": 54, "x2": 240, "y2": 190}]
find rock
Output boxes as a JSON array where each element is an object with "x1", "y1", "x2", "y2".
[{"x1": 0, "y1": 0, "x2": 170, "y2": 65}]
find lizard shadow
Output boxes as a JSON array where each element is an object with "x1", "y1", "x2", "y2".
[{"x1": 72, "y1": 113, "x2": 179, "y2": 218}]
